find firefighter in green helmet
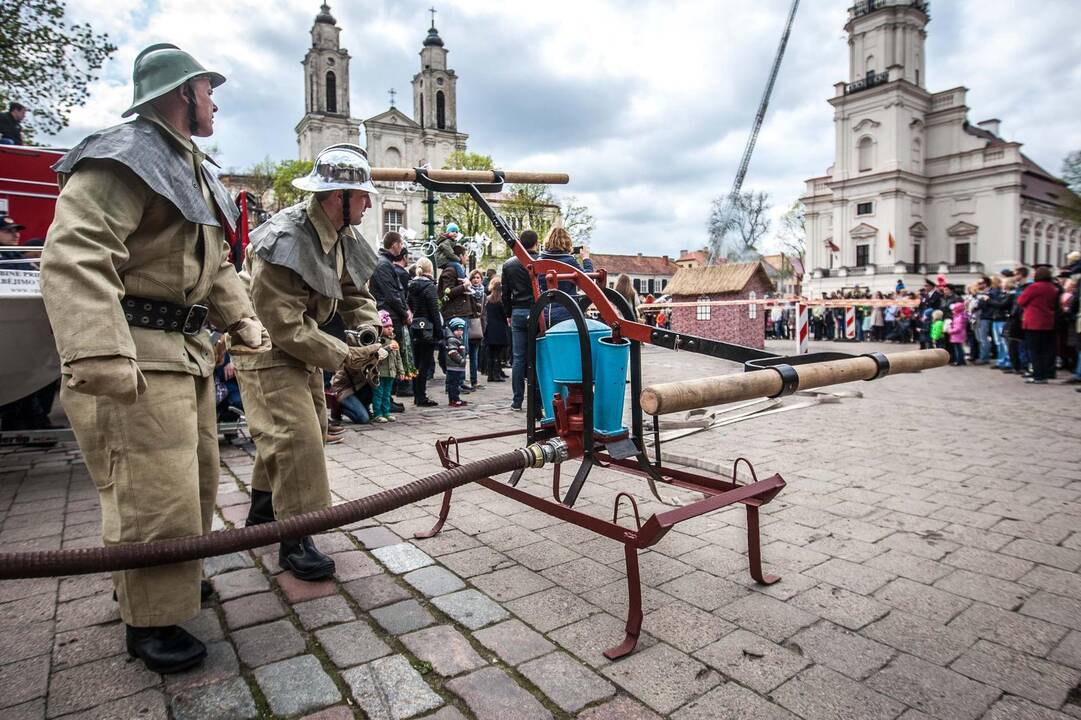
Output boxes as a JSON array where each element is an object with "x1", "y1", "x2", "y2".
[{"x1": 39, "y1": 44, "x2": 271, "y2": 673}]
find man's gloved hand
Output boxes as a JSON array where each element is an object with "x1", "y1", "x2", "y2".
[
  {"x1": 228, "y1": 317, "x2": 272, "y2": 355},
  {"x1": 343, "y1": 344, "x2": 388, "y2": 373},
  {"x1": 67, "y1": 356, "x2": 147, "y2": 405}
]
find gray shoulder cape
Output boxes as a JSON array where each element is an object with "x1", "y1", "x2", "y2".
[
  {"x1": 247, "y1": 202, "x2": 377, "y2": 300},
  {"x1": 52, "y1": 117, "x2": 239, "y2": 232}
]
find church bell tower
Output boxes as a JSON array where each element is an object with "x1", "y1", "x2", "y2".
[
  {"x1": 412, "y1": 10, "x2": 459, "y2": 131},
  {"x1": 295, "y1": 3, "x2": 362, "y2": 161}
]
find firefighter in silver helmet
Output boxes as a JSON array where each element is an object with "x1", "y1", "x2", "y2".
[
  {"x1": 39, "y1": 43, "x2": 271, "y2": 673},
  {"x1": 233, "y1": 143, "x2": 383, "y2": 581}
]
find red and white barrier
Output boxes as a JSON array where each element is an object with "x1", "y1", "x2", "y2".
[
  {"x1": 795, "y1": 303, "x2": 809, "y2": 354},
  {"x1": 845, "y1": 307, "x2": 856, "y2": 340}
]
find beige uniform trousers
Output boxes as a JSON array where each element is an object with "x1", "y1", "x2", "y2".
[
  {"x1": 60, "y1": 371, "x2": 217, "y2": 627},
  {"x1": 235, "y1": 365, "x2": 330, "y2": 519}
]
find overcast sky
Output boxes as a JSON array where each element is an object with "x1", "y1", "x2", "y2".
[{"x1": 51, "y1": 0, "x2": 1081, "y2": 257}]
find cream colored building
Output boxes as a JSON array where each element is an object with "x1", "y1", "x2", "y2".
[{"x1": 801, "y1": 0, "x2": 1079, "y2": 296}]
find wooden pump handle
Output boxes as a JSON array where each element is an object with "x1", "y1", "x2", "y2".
[
  {"x1": 369, "y1": 168, "x2": 569, "y2": 185},
  {"x1": 640, "y1": 349, "x2": 949, "y2": 416}
]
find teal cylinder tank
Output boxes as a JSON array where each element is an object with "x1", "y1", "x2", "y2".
[{"x1": 593, "y1": 335, "x2": 630, "y2": 437}]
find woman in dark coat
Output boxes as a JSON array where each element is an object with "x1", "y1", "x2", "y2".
[
  {"x1": 483, "y1": 278, "x2": 510, "y2": 381},
  {"x1": 536, "y1": 226, "x2": 594, "y2": 325},
  {"x1": 408, "y1": 257, "x2": 443, "y2": 405},
  {"x1": 1016, "y1": 265, "x2": 1060, "y2": 384}
]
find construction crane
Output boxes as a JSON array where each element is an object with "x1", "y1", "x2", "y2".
[{"x1": 708, "y1": 0, "x2": 800, "y2": 264}]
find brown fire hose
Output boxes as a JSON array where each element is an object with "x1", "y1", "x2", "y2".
[
  {"x1": 640, "y1": 349, "x2": 949, "y2": 416},
  {"x1": 370, "y1": 168, "x2": 569, "y2": 185},
  {"x1": 0, "y1": 440, "x2": 568, "y2": 580}
]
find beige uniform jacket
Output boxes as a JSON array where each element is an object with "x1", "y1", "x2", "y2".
[
  {"x1": 233, "y1": 195, "x2": 379, "y2": 372},
  {"x1": 40, "y1": 111, "x2": 253, "y2": 377}
]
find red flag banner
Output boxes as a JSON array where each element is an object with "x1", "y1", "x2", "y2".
[{"x1": 888, "y1": 232, "x2": 895, "y2": 254}]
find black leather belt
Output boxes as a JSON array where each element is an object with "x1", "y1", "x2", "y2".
[{"x1": 122, "y1": 295, "x2": 209, "y2": 335}]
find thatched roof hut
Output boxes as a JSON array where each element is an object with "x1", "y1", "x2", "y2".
[{"x1": 665, "y1": 261, "x2": 773, "y2": 296}]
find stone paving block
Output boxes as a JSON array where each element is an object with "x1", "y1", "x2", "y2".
[
  {"x1": 715, "y1": 592, "x2": 818, "y2": 643},
  {"x1": 539, "y1": 557, "x2": 622, "y2": 595},
  {"x1": 672, "y1": 682, "x2": 796, "y2": 720},
  {"x1": 868, "y1": 653, "x2": 999, "y2": 720},
  {"x1": 472, "y1": 565, "x2": 553, "y2": 601},
  {"x1": 602, "y1": 643, "x2": 719, "y2": 715},
  {"x1": 352, "y1": 525, "x2": 402, "y2": 549},
  {"x1": 933, "y1": 568, "x2": 1033, "y2": 609},
  {"x1": 46, "y1": 653, "x2": 159, "y2": 717},
  {"x1": 580, "y1": 695, "x2": 662, "y2": 720},
  {"x1": 437, "y1": 546, "x2": 515, "y2": 578},
  {"x1": 163, "y1": 640, "x2": 240, "y2": 694},
  {"x1": 873, "y1": 577, "x2": 971, "y2": 625},
  {"x1": 315, "y1": 531, "x2": 358, "y2": 555},
  {"x1": 984, "y1": 695, "x2": 1077, "y2": 720},
  {"x1": 519, "y1": 651, "x2": 615, "y2": 712},
  {"x1": 57, "y1": 575, "x2": 110, "y2": 603},
  {"x1": 1051, "y1": 631, "x2": 1081, "y2": 670},
  {"x1": 222, "y1": 591, "x2": 286, "y2": 630},
  {"x1": 641, "y1": 600, "x2": 734, "y2": 652},
  {"x1": 631, "y1": 551, "x2": 695, "y2": 587},
  {"x1": 950, "y1": 638, "x2": 1081, "y2": 708},
  {"x1": 583, "y1": 580, "x2": 673, "y2": 619},
  {"x1": 53, "y1": 592, "x2": 118, "y2": 632},
  {"x1": 59, "y1": 688, "x2": 167, "y2": 720},
  {"x1": 210, "y1": 567, "x2": 269, "y2": 600},
  {"x1": 789, "y1": 621, "x2": 895, "y2": 680},
  {"x1": 343, "y1": 654, "x2": 444, "y2": 720},
  {"x1": 180, "y1": 607, "x2": 225, "y2": 642},
  {"x1": 790, "y1": 583, "x2": 890, "y2": 630},
  {"x1": 331, "y1": 550, "x2": 383, "y2": 582},
  {"x1": 804, "y1": 534, "x2": 885, "y2": 563},
  {"x1": 863, "y1": 610, "x2": 976, "y2": 665},
  {"x1": 254, "y1": 654, "x2": 341, "y2": 718},
  {"x1": 300, "y1": 706, "x2": 358, "y2": 720},
  {"x1": 994, "y1": 519, "x2": 1072, "y2": 546},
  {"x1": 371, "y1": 598, "x2": 436, "y2": 635},
  {"x1": 948, "y1": 602, "x2": 1068, "y2": 656},
  {"x1": 401, "y1": 624, "x2": 486, "y2": 676},
  {"x1": 0, "y1": 655, "x2": 49, "y2": 710},
  {"x1": 410, "y1": 529, "x2": 482, "y2": 556},
  {"x1": 944, "y1": 546, "x2": 1035, "y2": 581},
  {"x1": 1020, "y1": 565, "x2": 1081, "y2": 600},
  {"x1": 232, "y1": 618, "x2": 306, "y2": 667},
  {"x1": 2, "y1": 622, "x2": 55, "y2": 665},
  {"x1": 433, "y1": 589, "x2": 510, "y2": 630},
  {"x1": 373, "y1": 542, "x2": 435, "y2": 574},
  {"x1": 693, "y1": 628, "x2": 810, "y2": 693},
  {"x1": 506, "y1": 539, "x2": 583, "y2": 571},
  {"x1": 773, "y1": 664, "x2": 906, "y2": 720},
  {"x1": 0, "y1": 578, "x2": 58, "y2": 605},
  {"x1": 505, "y1": 586, "x2": 597, "y2": 633},
  {"x1": 275, "y1": 571, "x2": 338, "y2": 603},
  {"x1": 657, "y1": 570, "x2": 751, "y2": 611},
  {"x1": 403, "y1": 565, "x2": 466, "y2": 597},
  {"x1": 473, "y1": 618, "x2": 556, "y2": 666},
  {"x1": 1002, "y1": 538, "x2": 1081, "y2": 572},
  {"x1": 51, "y1": 623, "x2": 129, "y2": 673},
  {"x1": 877, "y1": 531, "x2": 957, "y2": 560},
  {"x1": 804, "y1": 557, "x2": 894, "y2": 595},
  {"x1": 202, "y1": 551, "x2": 254, "y2": 577},
  {"x1": 1021, "y1": 590, "x2": 1081, "y2": 631},
  {"x1": 315, "y1": 620, "x2": 392, "y2": 668},
  {"x1": 447, "y1": 666, "x2": 553, "y2": 720},
  {"x1": 343, "y1": 573, "x2": 412, "y2": 610},
  {"x1": 295, "y1": 594, "x2": 356, "y2": 630},
  {"x1": 678, "y1": 545, "x2": 750, "y2": 577}
]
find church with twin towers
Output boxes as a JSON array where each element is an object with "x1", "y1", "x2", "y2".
[{"x1": 295, "y1": 3, "x2": 468, "y2": 243}]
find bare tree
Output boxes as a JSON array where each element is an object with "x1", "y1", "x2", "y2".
[
  {"x1": 709, "y1": 190, "x2": 771, "y2": 261},
  {"x1": 777, "y1": 200, "x2": 806, "y2": 269},
  {"x1": 560, "y1": 196, "x2": 595, "y2": 245}
]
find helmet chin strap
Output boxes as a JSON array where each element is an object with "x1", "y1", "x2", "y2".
[
  {"x1": 184, "y1": 80, "x2": 199, "y2": 135},
  {"x1": 341, "y1": 190, "x2": 350, "y2": 229}
]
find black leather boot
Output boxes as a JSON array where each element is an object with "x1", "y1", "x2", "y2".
[
  {"x1": 279, "y1": 536, "x2": 336, "y2": 581},
  {"x1": 126, "y1": 624, "x2": 207, "y2": 673},
  {"x1": 245, "y1": 489, "x2": 275, "y2": 526}
]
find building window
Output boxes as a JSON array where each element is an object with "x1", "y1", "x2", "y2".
[
  {"x1": 325, "y1": 71, "x2": 337, "y2": 113},
  {"x1": 632, "y1": 278, "x2": 641, "y2": 293},
  {"x1": 696, "y1": 297, "x2": 711, "y2": 321},
  {"x1": 660, "y1": 278, "x2": 668, "y2": 291},
  {"x1": 436, "y1": 90, "x2": 446, "y2": 130},
  {"x1": 856, "y1": 201, "x2": 874, "y2": 216},
  {"x1": 858, "y1": 136, "x2": 874, "y2": 172},
  {"x1": 912, "y1": 138, "x2": 922, "y2": 170},
  {"x1": 647, "y1": 278, "x2": 656, "y2": 294},
  {"x1": 384, "y1": 209, "x2": 403, "y2": 234},
  {"x1": 748, "y1": 291, "x2": 757, "y2": 319},
  {"x1": 913, "y1": 241, "x2": 921, "y2": 266},
  {"x1": 1020, "y1": 240, "x2": 1026, "y2": 264},
  {"x1": 856, "y1": 243, "x2": 870, "y2": 267},
  {"x1": 954, "y1": 242, "x2": 970, "y2": 266}
]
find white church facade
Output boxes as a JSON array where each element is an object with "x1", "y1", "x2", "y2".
[{"x1": 801, "y1": 0, "x2": 1080, "y2": 296}]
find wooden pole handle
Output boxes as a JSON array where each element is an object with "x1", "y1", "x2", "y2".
[
  {"x1": 640, "y1": 349, "x2": 949, "y2": 415},
  {"x1": 369, "y1": 168, "x2": 569, "y2": 185}
]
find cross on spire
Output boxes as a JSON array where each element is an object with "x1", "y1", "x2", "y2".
[
  {"x1": 388, "y1": 88, "x2": 397, "y2": 107},
  {"x1": 429, "y1": 6, "x2": 437, "y2": 29}
]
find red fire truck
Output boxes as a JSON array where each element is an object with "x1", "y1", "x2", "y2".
[{"x1": 0, "y1": 145, "x2": 65, "y2": 240}]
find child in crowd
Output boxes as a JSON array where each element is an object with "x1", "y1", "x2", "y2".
[
  {"x1": 372, "y1": 311, "x2": 406, "y2": 423},
  {"x1": 328, "y1": 364, "x2": 372, "y2": 425},
  {"x1": 445, "y1": 317, "x2": 468, "y2": 407},
  {"x1": 434, "y1": 224, "x2": 466, "y2": 279},
  {"x1": 948, "y1": 300, "x2": 968, "y2": 365},
  {"x1": 929, "y1": 309, "x2": 945, "y2": 349}
]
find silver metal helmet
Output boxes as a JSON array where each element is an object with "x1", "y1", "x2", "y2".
[{"x1": 292, "y1": 144, "x2": 379, "y2": 194}]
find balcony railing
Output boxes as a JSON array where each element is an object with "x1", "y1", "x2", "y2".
[
  {"x1": 844, "y1": 70, "x2": 890, "y2": 95},
  {"x1": 849, "y1": 0, "x2": 929, "y2": 19}
]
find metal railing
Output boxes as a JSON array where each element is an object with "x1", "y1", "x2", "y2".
[
  {"x1": 844, "y1": 71, "x2": 890, "y2": 95},
  {"x1": 849, "y1": 0, "x2": 929, "y2": 19}
]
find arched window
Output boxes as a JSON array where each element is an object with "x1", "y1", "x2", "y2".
[
  {"x1": 385, "y1": 147, "x2": 402, "y2": 168},
  {"x1": 865, "y1": 55, "x2": 875, "y2": 77},
  {"x1": 436, "y1": 90, "x2": 446, "y2": 130},
  {"x1": 858, "y1": 136, "x2": 874, "y2": 172},
  {"x1": 325, "y1": 71, "x2": 337, "y2": 113},
  {"x1": 911, "y1": 138, "x2": 922, "y2": 170}
]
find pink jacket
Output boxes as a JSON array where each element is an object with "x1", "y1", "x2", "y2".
[{"x1": 948, "y1": 302, "x2": 967, "y2": 343}]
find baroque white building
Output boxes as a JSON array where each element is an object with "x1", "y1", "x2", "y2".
[{"x1": 801, "y1": 0, "x2": 1080, "y2": 295}]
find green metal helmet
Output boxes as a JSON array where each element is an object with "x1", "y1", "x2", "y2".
[{"x1": 122, "y1": 43, "x2": 226, "y2": 118}]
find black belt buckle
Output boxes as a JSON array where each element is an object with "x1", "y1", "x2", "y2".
[{"x1": 182, "y1": 304, "x2": 209, "y2": 335}]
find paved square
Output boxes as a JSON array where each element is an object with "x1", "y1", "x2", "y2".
[{"x1": 3, "y1": 340, "x2": 1081, "y2": 718}]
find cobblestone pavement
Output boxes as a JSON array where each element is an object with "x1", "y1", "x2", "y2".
[{"x1": 2, "y1": 339, "x2": 1081, "y2": 719}]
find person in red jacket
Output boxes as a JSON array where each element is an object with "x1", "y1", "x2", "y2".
[{"x1": 1016, "y1": 265, "x2": 1060, "y2": 384}]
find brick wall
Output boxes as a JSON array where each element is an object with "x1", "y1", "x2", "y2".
[{"x1": 669, "y1": 274, "x2": 770, "y2": 349}]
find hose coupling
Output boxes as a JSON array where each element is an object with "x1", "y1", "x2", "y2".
[{"x1": 520, "y1": 438, "x2": 570, "y2": 468}]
